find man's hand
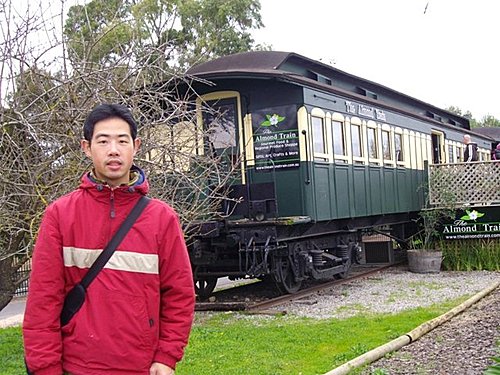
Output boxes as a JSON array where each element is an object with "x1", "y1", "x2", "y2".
[{"x1": 150, "y1": 362, "x2": 174, "y2": 375}]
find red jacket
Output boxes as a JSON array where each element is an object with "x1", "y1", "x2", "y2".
[{"x1": 23, "y1": 168, "x2": 195, "y2": 375}]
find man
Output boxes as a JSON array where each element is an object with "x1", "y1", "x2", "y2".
[
  {"x1": 463, "y1": 134, "x2": 478, "y2": 162},
  {"x1": 493, "y1": 143, "x2": 500, "y2": 160},
  {"x1": 23, "y1": 104, "x2": 195, "y2": 374}
]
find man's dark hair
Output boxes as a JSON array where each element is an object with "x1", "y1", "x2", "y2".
[{"x1": 83, "y1": 103, "x2": 138, "y2": 142}]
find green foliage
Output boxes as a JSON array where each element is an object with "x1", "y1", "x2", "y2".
[
  {"x1": 441, "y1": 239, "x2": 500, "y2": 271},
  {"x1": 0, "y1": 299, "x2": 467, "y2": 374},
  {"x1": 485, "y1": 339, "x2": 500, "y2": 375},
  {"x1": 64, "y1": 0, "x2": 134, "y2": 64},
  {"x1": 480, "y1": 115, "x2": 500, "y2": 128},
  {"x1": 64, "y1": 0, "x2": 264, "y2": 70},
  {"x1": 411, "y1": 168, "x2": 457, "y2": 251},
  {"x1": 484, "y1": 357, "x2": 500, "y2": 375},
  {"x1": 413, "y1": 207, "x2": 455, "y2": 251},
  {"x1": 445, "y1": 106, "x2": 499, "y2": 128}
]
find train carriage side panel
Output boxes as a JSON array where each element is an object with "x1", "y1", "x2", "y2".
[
  {"x1": 235, "y1": 79, "x2": 309, "y2": 218},
  {"x1": 301, "y1": 90, "x2": 425, "y2": 222}
]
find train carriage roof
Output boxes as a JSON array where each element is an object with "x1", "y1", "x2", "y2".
[
  {"x1": 473, "y1": 127, "x2": 500, "y2": 142},
  {"x1": 187, "y1": 50, "x2": 292, "y2": 74},
  {"x1": 186, "y1": 51, "x2": 476, "y2": 133}
]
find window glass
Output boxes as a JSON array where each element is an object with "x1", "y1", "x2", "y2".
[
  {"x1": 448, "y1": 145, "x2": 454, "y2": 163},
  {"x1": 312, "y1": 116, "x2": 326, "y2": 159},
  {"x1": 367, "y1": 127, "x2": 378, "y2": 159},
  {"x1": 332, "y1": 120, "x2": 346, "y2": 156},
  {"x1": 351, "y1": 124, "x2": 362, "y2": 157},
  {"x1": 203, "y1": 98, "x2": 237, "y2": 151},
  {"x1": 395, "y1": 133, "x2": 403, "y2": 162},
  {"x1": 382, "y1": 130, "x2": 391, "y2": 160}
]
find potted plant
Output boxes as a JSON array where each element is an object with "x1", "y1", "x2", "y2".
[
  {"x1": 407, "y1": 207, "x2": 453, "y2": 273},
  {"x1": 407, "y1": 170, "x2": 457, "y2": 273}
]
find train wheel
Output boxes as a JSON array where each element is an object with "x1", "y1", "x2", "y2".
[
  {"x1": 194, "y1": 278, "x2": 217, "y2": 299},
  {"x1": 334, "y1": 257, "x2": 351, "y2": 279},
  {"x1": 334, "y1": 244, "x2": 355, "y2": 279},
  {"x1": 193, "y1": 266, "x2": 217, "y2": 298},
  {"x1": 274, "y1": 256, "x2": 302, "y2": 294}
]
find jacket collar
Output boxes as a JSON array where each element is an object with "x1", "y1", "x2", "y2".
[{"x1": 79, "y1": 165, "x2": 149, "y2": 196}]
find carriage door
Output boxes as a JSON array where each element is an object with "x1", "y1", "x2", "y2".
[
  {"x1": 431, "y1": 131, "x2": 444, "y2": 164},
  {"x1": 199, "y1": 92, "x2": 243, "y2": 182}
]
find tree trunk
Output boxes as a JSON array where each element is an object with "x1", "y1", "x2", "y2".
[{"x1": 0, "y1": 257, "x2": 15, "y2": 311}]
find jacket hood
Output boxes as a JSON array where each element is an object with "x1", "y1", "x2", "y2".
[{"x1": 79, "y1": 165, "x2": 149, "y2": 195}]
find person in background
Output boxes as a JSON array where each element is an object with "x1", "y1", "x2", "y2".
[
  {"x1": 23, "y1": 104, "x2": 195, "y2": 375},
  {"x1": 463, "y1": 134, "x2": 478, "y2": 162},
  {"x1": 492, "y1": 143, "x2": 500, "y2": 160}
]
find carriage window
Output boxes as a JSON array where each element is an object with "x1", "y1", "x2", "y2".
[
  {"x1": 351, "y1": 124, "x2": 362, "y2": 157},
  {"x1": 395, "y1": 133, "x2": 403, "y2": 162},
  {"x1": 203, "y1": 98, "x2": 237, "y2": 152},
  {"x1": 448, "y1": 145, "x2": 454, "y2": 163},
  {"x1": 312, "y1": 116, "x2": 327, "y2": 161},
  {"x1": 332, "y1": 120, "x2": 346, "y2": 156},
  {"x1": 367, "y1": 127, "x2": 378, "y2": 159},
  {"x1": 382, "y1": 130, "x2": 391, "y2": 160}
]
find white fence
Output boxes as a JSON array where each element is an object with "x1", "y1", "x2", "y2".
[{"x1": 428, "y1": 161, "x2": 500, "y2": 207}]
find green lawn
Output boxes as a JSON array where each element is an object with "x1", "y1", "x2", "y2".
[{"x1": 0, "y1": 297, "x2": 466, "y2": 375}]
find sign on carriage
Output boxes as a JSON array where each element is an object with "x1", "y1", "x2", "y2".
[{"x1": 252, "y1": 105, "x2": 300, "y2": 171}]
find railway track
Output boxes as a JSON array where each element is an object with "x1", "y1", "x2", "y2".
[{"x1": 195, "y1": 263, "x2": 399, "y2": 312}]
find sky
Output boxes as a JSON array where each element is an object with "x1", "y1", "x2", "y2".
[
  {"x1": 251, "y1": 0, "x2": 500, "y2": 121},
  {"x1": 15, "y1": 0, "x2": 499, "y2": 121}
]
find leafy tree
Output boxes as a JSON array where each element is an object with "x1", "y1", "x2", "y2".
[
  {"x1": 64, "y1": 0, "x2": 134, "y2": 66},
  {"x1": 64, "y1": 0, "x2": 263, "y2": 73},
  {"x1": 445, "y1": 106, "x2": 500, "y2": 128},
  {"x1": 480, "y1": 114, "x2": 500, "y2": 128}
]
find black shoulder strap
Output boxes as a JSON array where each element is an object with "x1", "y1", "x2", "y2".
[{"x1": 80, "y1": 195, "x2": 150, "y2": 289}]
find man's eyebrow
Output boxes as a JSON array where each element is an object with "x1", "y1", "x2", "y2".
[{"x1": 94, "y1": 133, "x2": 131, "y2": 138}]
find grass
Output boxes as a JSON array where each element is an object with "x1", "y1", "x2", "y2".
[
  {"x1": 441, "y1": 239, "x2": 500, "y2": 271},
  {"x1": 0, "y1": 303, "x2": 465, "y2": 374},
  {"x1": 1, "y1": 297, "x2": 468, "y2": 375},
  {"x1": 0, "y1": 326, "x2": 25, "y2": 374}
]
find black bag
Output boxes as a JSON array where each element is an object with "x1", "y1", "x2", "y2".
[
  {"x1": 59, "y1": 283, "x2": 86, "y2": 327},
  {"x1": 25, "y1": 196, "x2": 150, "y2": 374}
]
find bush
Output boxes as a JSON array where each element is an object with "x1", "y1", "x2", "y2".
[{"x1": 441, "y1": 239, "x2": 500, "y2": 271}]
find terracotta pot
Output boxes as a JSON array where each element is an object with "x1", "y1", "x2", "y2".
[{"x1": 407, "y1": 249, "x2": 443, "y2": 273}]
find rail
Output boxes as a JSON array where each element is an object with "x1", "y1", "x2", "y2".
[{"x1": 428, "y1": 161, "x2": 500, "y2": 207}]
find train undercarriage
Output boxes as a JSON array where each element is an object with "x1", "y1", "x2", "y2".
[{"x1": 189, "y1": 218, "x2": 365, "y2": 297}]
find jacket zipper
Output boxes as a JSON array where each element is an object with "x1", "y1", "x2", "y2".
[{"x1": 110, "y1": 189, "x2": 116, "y2": 218}]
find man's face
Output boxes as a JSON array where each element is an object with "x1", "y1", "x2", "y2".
[{"x1": 81, "y1": 117, "x2": 141, "y2": 187}]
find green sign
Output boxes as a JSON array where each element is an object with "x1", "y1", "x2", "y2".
[
  {"x1": 442, "y1": 207, "x2": 500, "y2": 240},
  {"x1": 252, "y1": 105, "x2": 299, "y2": 171}
]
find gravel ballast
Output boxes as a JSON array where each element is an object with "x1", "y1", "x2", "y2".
[{"x1": 273, "y1": 267, "x2": 498, "y2": 319}]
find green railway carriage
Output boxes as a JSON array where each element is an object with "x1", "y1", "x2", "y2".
[{"x1": 177, "y1": 51, "x2": 494, "y2": 296}]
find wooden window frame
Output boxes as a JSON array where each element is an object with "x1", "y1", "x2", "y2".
[{"x1": 311, "y1": 115, "x2": 329, "y2": 162}]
